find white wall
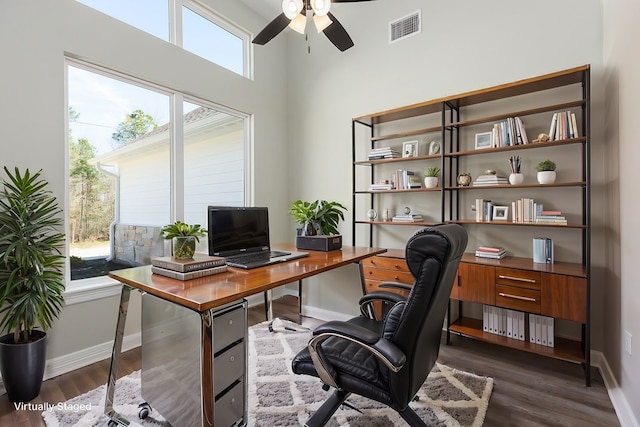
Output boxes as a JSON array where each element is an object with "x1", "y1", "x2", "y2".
[
  {"x1": 603, "y1": 0, "x2": 640, "y2": 422},
  {"x1": 0, "y1": 0, "x2": 289, "y2": 361}
]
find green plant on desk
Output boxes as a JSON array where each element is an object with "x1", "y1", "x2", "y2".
[
  {"x1": 289, "y1": 199, "x2": 347, "y2": 236},
  {"x1": 160, "y1": 221, "x2": 207, "y2": 259}
]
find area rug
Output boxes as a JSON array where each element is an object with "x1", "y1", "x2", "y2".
[{"x1": 42, "y1": 321, "x2": 493, "y2": 427}]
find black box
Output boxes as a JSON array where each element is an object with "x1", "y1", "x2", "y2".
[{"x1": 295, "y1": 235, "x2": 342, "y2": 252}]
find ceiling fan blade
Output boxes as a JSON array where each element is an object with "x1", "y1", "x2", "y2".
[
  {"x1": 322, "y1": 12, "x2": 354, "y2": 51},
  {"x1": 253, "y1": 13, "x2": 290, "y2": 45}
]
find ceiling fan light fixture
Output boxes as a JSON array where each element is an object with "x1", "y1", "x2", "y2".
[
  {"x1": 313, "y1": 14, "x2": 332, "y2": 33},
  {"x1": 288, "y1": 13, "x2": 307, "y2": 34},
  {"x1": 311, "y1": 0, "x2": 331, "y2": 16},
  {"x1": 282, "y1": 0, "x2": 304, "y2": 20}
]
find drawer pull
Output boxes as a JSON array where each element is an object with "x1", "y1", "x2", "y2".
[
  {"x1": 498, "y1": 275, "x2": 536, "y2": 284},
  {"x1": 499, "y1": 292, "x2": 536, "y2": 302}
]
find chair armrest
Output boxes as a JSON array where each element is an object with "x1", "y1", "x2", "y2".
[
  {"x1": 379, "y1": 281, "x2": 413, "y2": 292},
  {"x1": 308, "y1": 321, "x2": 406, "y2": 388},
  {"x1": 359, "y1": 290, "x2": 407, "y2": 319}
]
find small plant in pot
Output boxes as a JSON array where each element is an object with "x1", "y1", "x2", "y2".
[
  {"x1": 424, "y1": 166, "x2": 440, "y2": 189},
  {"x1": 0, "y1": 167, "x2": 66, "y2": 402},
  {"x1": 160, "y1": 221, "x2": 207, "y2": 259},
  {"x1": 536, "y1": 159, "x2": 557, "y2": 184},
  {"x1": 289, "y1": 200, "x2": 347, "y2": 236}
]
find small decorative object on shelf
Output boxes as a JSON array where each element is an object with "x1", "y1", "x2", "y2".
[
  {"x1": 382, "y1": 207, "x2": 394, "y2": 222},
  {"x1": 428, "y1": 140, "x2": 441, "y2": 155},
  {"x1": 536, "y1": 159, "x2": 557, "y2": 184},
  {"x1": 508, "y1": 155, "x2": 524, "y2": 185},
  {"x1": 423, "y1": 166, "x2": 440, "y2": 188},
  {"x1": 457, "y1": 172, "x2": 472, "y2": 187},
  {"x1": 402, "y1": 140, "x2": 419, "y2": 158},
  {"x1": 160, "y1": 221, "x2": 207, "y2": 259},
  {"x1": 366, "y1": 209, "x2": 377, "y2": 221},
  {"x1": 533, "y1": 133, "x2": 550, "y2": 143}
]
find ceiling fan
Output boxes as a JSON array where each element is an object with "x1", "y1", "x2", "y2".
[{"x1": 253, "y1": 0, "x2": 374, "y2": 52}]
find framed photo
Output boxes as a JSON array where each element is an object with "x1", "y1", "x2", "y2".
[
  {"x1": 402, "y1": 140, "x2": 419, "y2": 158},
  {"x1": 475, "y1": 132, "x2": 493, "y2": 150},
  {"x1": 492, "y1": 205, "x2": 509, "y2": 220}
]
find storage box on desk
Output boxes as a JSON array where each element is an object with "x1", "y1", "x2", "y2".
[{"x1": 296, "y1": 235, "x2": 342, "y2": 251}]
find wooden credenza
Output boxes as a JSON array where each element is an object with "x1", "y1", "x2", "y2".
[{"x1": 361, "y1": 251, "x2": 590, "y2": 385}]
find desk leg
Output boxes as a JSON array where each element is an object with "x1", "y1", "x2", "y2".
[
  {"x1": 298, "y1": 280, "x2": 303, "y2": 314},
  {"x1": 265, "y1": 289, "x2": 273, "y2": 321},
  {"x1": 104, "y1": 285, "x2": 133, "y2": 425},
  {"x1": 200, "y1": 311, "x2": 214, "y2": 427}
]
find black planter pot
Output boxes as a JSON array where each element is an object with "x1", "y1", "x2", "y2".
[{"x1": 0, "y1": 330, "x2": 47, "y2": 402}]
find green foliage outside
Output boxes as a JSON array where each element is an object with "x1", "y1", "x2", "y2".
[{"x1": 111, "y1": 109, "x2": 158, "y2": 147}]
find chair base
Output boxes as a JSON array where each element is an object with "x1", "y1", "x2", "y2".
[{"x1": 304, "y1": 389, "x2": 427, "y2": 427}]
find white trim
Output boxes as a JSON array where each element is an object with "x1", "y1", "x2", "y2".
[
  {"x1": 43, "y1": 332, "x2": 141, "y2": 381},
  {"x1": 592, "y1": 350, "x2": 640, "y2": 427},
  {"x1": 63, "y1": 277, "x2": 124, "y2": 305},
  {"x1": 301, "y1": 304, "x2": 353, "y2": 322}
]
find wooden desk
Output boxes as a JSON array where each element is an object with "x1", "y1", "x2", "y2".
[{"x1": 104, "y1": 245, "x2": 386, "y2": 427}]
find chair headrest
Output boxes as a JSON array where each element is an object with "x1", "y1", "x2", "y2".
[{"x1": 404, "y1": 224, "x2": 468, "y2": 277}]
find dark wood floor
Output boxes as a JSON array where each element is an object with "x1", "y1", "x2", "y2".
[{"x1": 0, "y1": 296, "x2": 620, "y2": 426}]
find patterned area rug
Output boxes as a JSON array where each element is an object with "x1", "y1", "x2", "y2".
[{"x1": 42, "y1": 321, "x2": 492, "y2": 426}]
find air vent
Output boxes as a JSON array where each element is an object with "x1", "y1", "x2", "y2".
[{"x1": 389, "y1": 10, "x2": 421, "y2": 43}]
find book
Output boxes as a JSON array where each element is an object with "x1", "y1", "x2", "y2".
[
  {"x1": 151, "y1": 253, "x2": 226, "y2": 272},
  {"x1": 151, "y1": 264, "x2": 228, "y2": 280},
  {"x1": 548, "y1": 113, "x2": 558, "y2": 140},
  {"x1": 476, "y1": 245, "x2": 505, "y2": 253}
]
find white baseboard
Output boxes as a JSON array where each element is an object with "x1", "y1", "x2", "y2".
[
  {"x1": 301, "y1": 304, "x2": 353, "y2": 322},
  {"x1": 43, "y1": 332, "x2": 141, "y2": 381},
  {"x1": 592, "y1": 350, "x2": 640, "y2": 427}
]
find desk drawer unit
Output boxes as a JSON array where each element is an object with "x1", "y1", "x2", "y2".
[
  {"x1": 361, "y1": 253, "x2": 413, "y2": 294},
  {"x1": 494, "y1": 268, "x2": 541, "y2": 313},
  {"x1": 141, "y1": 295, "x2": 247, "y2": 427}
]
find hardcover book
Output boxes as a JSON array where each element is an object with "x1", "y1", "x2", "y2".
[
  {"x1": 151, "y1": 253, "x2": 226, "y2": 272},
  {"x1": 151, "y1": 264, "x2": 228, "y2": 280}
]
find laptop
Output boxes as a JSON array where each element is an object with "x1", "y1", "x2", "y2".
[{"x1": 207, "y1": 206, "x2": 308, "y2": 269}]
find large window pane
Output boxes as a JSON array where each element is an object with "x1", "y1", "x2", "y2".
[
  {"x1": 182, "y1": 6, "x2": 244, "y2": 76},
  {"x1": 68, "y1": 65, "x2": 170, "y2": 279},
  {"x1": 183, "y1": 101, "x2": 245, "y2": 254},
  {"x1": 76, "y1": 0, "x2": 169, "y2": 41}
]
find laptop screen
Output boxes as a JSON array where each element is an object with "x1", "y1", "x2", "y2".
[{"x1": 207, "y1": 206, "x2": 271, "y2": 256}]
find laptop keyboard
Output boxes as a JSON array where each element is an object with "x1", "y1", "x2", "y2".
[{"x1": 225, "y1": 250, "x2": 290, "y2": 265}]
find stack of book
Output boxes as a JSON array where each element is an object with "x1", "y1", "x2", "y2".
[
  {"x1": 369, "y1": 180, "x2": 393, "y2": 191},
  {"x1": 151, "y1": 253, "x2": 227, "y2": 280},
  {"x1": 483, "y1": 306, "x2": 525, "y2": 341},
  {"x1": 532, "y1": 237, "x2": 554, "y2": 264},
  {"x1": 529, "y1": 313, "x2": 555, "y2": 347},
  {"x1": 474, "y1": 199, "x2": 494, "y2": 221},
  {"x1": 548, "y1": 111, "x2": 579, "y2": 141},
  {"x1": 368, "y1": 147, "x2": 401, "y2": 160},
  {"x1": 393, "y1": 169, "x2": 418, "y2": 190},
  {"x1": 473, "y1": 174, "x2": 509, "y2": 186},
  {"x1": 492, "y1": 116, "x2": 529, "y2": 147},
  {"x1": 392, "y1": 213, "x2": 424, "y2": 222},
  {"x1": 534, "y1": 210, "x2": 567, "y2": 225},
  {"x1": 475, "y1": 245, "x2": 506, "y2": 259}
]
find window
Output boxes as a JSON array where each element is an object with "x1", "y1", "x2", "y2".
[
  {"x1": 76, "y1": 0, "x2": 249, "y2": 77},
  {"x1": 67, "y1": 62, "x2": 247, "y2": 281}
]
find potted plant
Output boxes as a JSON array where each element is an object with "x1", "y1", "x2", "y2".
[
  {"x1": 0, "y1": 167, "x2": 66, "y2": 402},
  {"x1": 160, "y1": 221, "x2": 207, "y2": 259},
  {"x1": 289, "y1": 200, "x2": 347, "y2": 251},
  {"x1": 424, "y1": 166, "x2": 440, "y2": 189},
  {"x1": 536, "y1": 159, "x2": 557, "y2": 184}
]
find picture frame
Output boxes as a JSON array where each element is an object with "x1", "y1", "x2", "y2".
[
  {"x1": 492, "y1": 205, "x2": 509, "y2": 220},
  {"x1": 475, "y1": 132, "x2": 493, "y2": 150},
  {"x1": 402, "y1": 140, "x2": 419, "y2": 158}
]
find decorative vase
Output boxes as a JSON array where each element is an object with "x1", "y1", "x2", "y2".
[
  {"x1": 457, "y1": 173, "x2": 472, "y2": 187},
  {"x1": 173, "y1": 236, "x2": 196, "y2": 259},
  {"x1": 509, "y1": 173, "x2": 524, "y2": 185},
  {"x1": 537, "y1": 171, "x2": 556, "y2": 184},
  {"x1": 424, "y1": 177, "x2": 438, "y2": 188}
]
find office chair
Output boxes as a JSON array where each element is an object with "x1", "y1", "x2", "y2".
[{"x1": 291, "y1": 224, "x2": 467, "y2": 427}]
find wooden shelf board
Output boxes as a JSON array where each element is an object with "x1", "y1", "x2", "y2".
[
  {"x1": 355, "y1": 154, "x2": 441, "y2": 166},
  {"x1": 444, "y1": 138, "x2": 585, "y2": 157},
  {"x1": 355, "y1": 188, "x2": 442, "y2": 194},
  {"x1": 444, "y1": 181, "x2": 585, "y2": 190},
  {"x1": 355, "y1": 220, "x2": 439, "y2": 226},
  {"x1": 449, "y1": 317, "x2": 585, "y2": 364},
  {"x1": 447, "y1": 219, "x2": 586, "y2": 229}
]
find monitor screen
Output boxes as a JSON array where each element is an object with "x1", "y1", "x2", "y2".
[{"x1": 207, "y1": 206, "x2": 270, "y2": 256}]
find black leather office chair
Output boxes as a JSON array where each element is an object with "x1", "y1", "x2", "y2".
[{"x1": 291, "y1": 224, "x2": 468, "y2": 427}]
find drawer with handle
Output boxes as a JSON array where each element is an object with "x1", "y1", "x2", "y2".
[
  {"x1": 362, "y1": 267, "x2": 413, "y2": 284},
  {"x1": 362, "y1": 256, "x2": 409, "y2": 271},
  {"x1": 495, "y1": 268, "x2": 541, "y2": 290},
  {"x1": 495, "y1": 284, "x2": 541, "y2": 313}
]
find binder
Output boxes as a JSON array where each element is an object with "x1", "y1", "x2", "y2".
[
  {"x1": 507, "y1": 310, "x2": 513, "y2": 338},
  {"x1": 547, "y1": 317, "x2": 555, "y2": 347},
  {"x1": 541, "y1": 316, "x2": 548, "y2": 346},
  {"x1": 535, "y1": 314, "x2": 542, "y2": 344},
  {"x1": 518, "y1": 311, "x2": 525, "y2": 341},
  {"x1": 483, "y1": 305, "x2": 489, "y2": 332},
  {"x1": 529, "y1": 313, "x2": 536, "y2": 344}
]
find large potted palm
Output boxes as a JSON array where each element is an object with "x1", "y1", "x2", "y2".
[{"x1": 0, "y1": 167, "x2": 65, "y2": 402}]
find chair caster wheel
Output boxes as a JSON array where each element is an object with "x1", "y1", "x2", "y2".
[{"x1": 138, "y1": 402, "x2": 152, "y2": 419}]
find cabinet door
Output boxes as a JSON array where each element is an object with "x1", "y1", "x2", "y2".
[
  {"x1": 541, "y1": 273, "x2": 587, "y2": 323},
  {"x1": 453, "y1": 263, "x2": 495, "y2": 305}
]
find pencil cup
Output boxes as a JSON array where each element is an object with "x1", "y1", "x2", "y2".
[{"x1": 509, "y1": 173, "x2": 524, "y2": 185}]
